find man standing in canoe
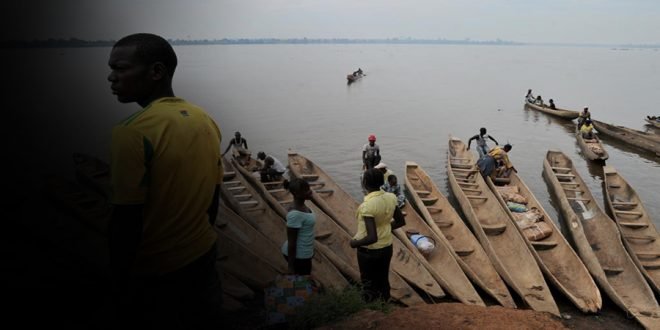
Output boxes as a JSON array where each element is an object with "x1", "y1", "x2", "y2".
[
  {"x1": 107, "y1": 33, "x2": 223, "y2": 328},
  {"x1": 467, "y1": 127, "x2": 499, "y2": 160},
  {"x1": 362, "y1": 134, "x2": 381, "y2": 170}
]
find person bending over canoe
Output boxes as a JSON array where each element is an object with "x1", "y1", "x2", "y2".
[
  {"x1": 257, "y1": 151, "x2": 289, "y2": 180},
  {"x1": 577, "y1": 107, "x2": 591, "y2": 129},
  {"x1": 477, "y1": 144, "x2": 517, "y2": 180},
  {"x1": 281, "y1": 178, "x2": 316, "y2": 275},
  {"x1": 467, "y1": 127, "x2": 499, "y2": 159},
  {"x1": 362, "y1": 134, "x2": 381, "y2": 170},
  {"x1": 350, "y1": 169, "x2": 406, "y2": 302}
]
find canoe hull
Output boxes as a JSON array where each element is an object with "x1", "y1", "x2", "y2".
[
  {"x1": 486, "y1": 172, "x2": 601, "y2": 313},
  {"x1": 603, "y1": 165, "x2": 660, "y2": 296},
  {"x1": 525, "y1": 100, "x2": 580, "y2": 119},
  {"x1": 447, "y1": 136, "x2": 559, "y2": 316},
  {"x1": 542, "y1": 150, "x2": 660, "y2": 328},
  {"x1": 592, "y1": 120, "x2": 660, "y2": 156}
]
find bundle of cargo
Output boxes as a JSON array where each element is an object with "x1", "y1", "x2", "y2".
[{"x1": 496, "y1": 185, "x2": 552, "y2": 241}]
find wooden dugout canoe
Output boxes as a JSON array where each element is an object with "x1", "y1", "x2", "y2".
[
  {"x1": 393, "y1": 163, "x2": 484, "y2": 306},
  {"x1": 221, "y1": 156, "x2": 349, "y2": 290},
  {"x1": 575, "y1": 128, "x2": 609, "y2": 161},
  {"x1": 603, "y1": 166, "x2": 660, "y2": 295},
  {"x1": 525, "y1": 100, "x2": 580, "y2": 120},
  {"x1": 287, "y1": 150, "x2": 446, "y2": 299},
  {"x1": 405, "y1": 161, "x2": 516, "y2": 308},
  {"x1": 447, "y1": 136, "x2": 559, "y2": 316},
  {"x1": 592, "y1": 120, "x2": 660, "y2": 156},
  {"x1": 485, "y1": 170, "x2": 601, "y2": 313},
  {"x1": 232, "y1": 161, "x2": 425, "y2": 306},
  {"x1": 542, "y1": 150, "x2": 660, "y2": 328},
  {"x1": 645, "y1": 118, "x2": 660, "y2": 129}
]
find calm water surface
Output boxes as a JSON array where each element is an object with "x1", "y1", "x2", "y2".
[{"x1": 7, "y1": 44, "x2": 660, "y2": 227}]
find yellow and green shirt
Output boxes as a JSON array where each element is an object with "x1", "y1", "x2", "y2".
[
  {"x1": 111, "y1": 97, "x2": 223, "y2": 275},
  {"x1": 354, "y1": 190, "x2": 398, "y2": 249},
  {"x1": 488, "y1": 146, "x2": 513, "y2": 169}
]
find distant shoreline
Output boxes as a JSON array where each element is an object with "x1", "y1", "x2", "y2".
[{"x1": 2, "y1": 38, "x2": 659, "y2": 49}]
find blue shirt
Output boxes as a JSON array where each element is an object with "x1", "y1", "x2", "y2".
[{"x1": 281, "y1": 210, "x2": 316, "y2": 259}]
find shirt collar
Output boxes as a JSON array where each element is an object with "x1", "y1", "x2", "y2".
[{"x1": 364, "y1": 190, "x2": 385, "y2": 202}]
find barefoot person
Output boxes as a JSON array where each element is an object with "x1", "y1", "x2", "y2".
[
  {"x1": 107, "y1": 33, "x2": 223, "y2": 328},
  {"x1": 350, "y1": 169, "x2": 406, "y2": 302}
]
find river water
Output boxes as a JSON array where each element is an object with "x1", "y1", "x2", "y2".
[{"x1": 6, "y1": 44, "x2": 659, "y2": 226}]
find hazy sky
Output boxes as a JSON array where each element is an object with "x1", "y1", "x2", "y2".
[{"x1": 4, "y1": 0, "x2": 660, "y2": 44}]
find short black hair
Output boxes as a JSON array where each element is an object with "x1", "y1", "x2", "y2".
[
  {"x1": 388, "y1": 174, "x2": 398, "y2": 183},
  {"x1": 284, "y1": 178, "x2": 309, "y2": 194},
  {"x1": 363, "y1": 168, "x2": 384, "y2": 190},
  {"x1": 114, "y1": 33, "x2": 177, "y2": 78}
]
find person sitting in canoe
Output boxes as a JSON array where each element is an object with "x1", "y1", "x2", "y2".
[
  {"x1": 358, "y1": 68, "x2": 363, "y2": 75},
  {"x1": 525, "y1": 89, "x2": 535, "y2": 102},
  {"x1": 577, "y1": 107, "x2": 591, "y2": 129},
  {"x1": 534, "y1": 95, "x2": 544, "y2": 106},
  {"x1": 548, "y1": 99, "x2": 556, "y2": 109},
  {"x1": 580, "y1": 119, "x2": 595, "y2": 139},
  {"x1": 467, "y1": 127, "x2": 499, "y2": 159},
  {"x1": 647, "y1": 115, "x2": 660, "y2": 122},
  {"x1": 382, "y1": 174, "x2": 405, "y2": 208},
  {"x1": 477, "y1": 144, "x2": 517, "y2": 180}
]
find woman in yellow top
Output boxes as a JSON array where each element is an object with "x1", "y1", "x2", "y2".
[
  {"x1": 477, "y1": 144, "x2": 517, "y2": 179},
  {"x1": 350, "y1": 168, "x2": 406, "y2": 302}
]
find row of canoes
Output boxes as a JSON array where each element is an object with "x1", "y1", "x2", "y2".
[
  {"x1": 525, "y1": 99, "x2": 660, "y2": 159},
  {"x1": 65, "y1": 150, "x2": 659, "y2": 327}
]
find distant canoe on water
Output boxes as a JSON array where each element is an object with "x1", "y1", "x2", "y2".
[
  {"x1": 524, "y1": 100, "x2": 580, "y2": 120},
  {"x1": 347, "y1": 73, "x2": 364, "y2": 82},
  {"x1": 592, "y1": 120, "x2": 660, "y2": 156},
  {"x1": 645, "y1": 117, "x2": 660, "y2": 129}
]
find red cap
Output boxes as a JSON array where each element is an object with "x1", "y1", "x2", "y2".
[{"x1": 368, "y1": 134, "x2": 376, "y2": 141}]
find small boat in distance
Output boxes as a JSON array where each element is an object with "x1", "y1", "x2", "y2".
[
  {"x1": 575, "y1": 128, "x2": 609, "y2": 161},
  {"x1": 524, "y1": 99, "x2": 580, "y2": 120},
  {"x1": 347, "y1": 69, "x2": 365, "y2": 83},
  {"x1": 645, "y1": 116, "x2": 660, "y2": 129}
]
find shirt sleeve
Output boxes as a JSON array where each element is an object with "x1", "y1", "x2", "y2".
[
  {"x1": 212, "y1": 121, "x2": 224, "y2": 184},
  {"x1": 111, "y1": 125, "x2": 148, "y2": 205}
]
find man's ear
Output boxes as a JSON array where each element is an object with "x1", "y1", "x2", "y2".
[{"x1": 150, "y1": 62, "x2": 168, "y2": 81}]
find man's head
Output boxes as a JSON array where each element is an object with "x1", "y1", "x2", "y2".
[
  {"x1": 583, "y1": 107, "x2": 589, "y2": 112},
  {"x1": 107, "y1": 33, "x2": 177, "y2": 105},
  {"x1": 388, "y1": 174, "x2": 398, "y2": 186},
  {"x1": 503, "y1": 144, "x2": 513, "y2": 152},
  {"x1": 479, "y1": 127, "x2": 487, "y2": 135},
  {"x1": 585, "y1": 119, "x2": 592, "y2": 125},
  {"x1": 235, "y1": 131, "x2": 242, "y2": 140},
  {"x1": 368, "y1": 134, "x2": 376, "y2": 145},
  {"x1": 264, "y1": 156, "x2": 274, "y2": 167},
  {"x1": 257, "y1": 151, "x2": 266, "y2": 160}
]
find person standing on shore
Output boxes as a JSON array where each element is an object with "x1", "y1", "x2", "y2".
[
  {"x1": 467, "y1": 127, "x2": 499, "y2": 159},
  {"x1": 350, "y1": 169, "x2": 406, "y2": 302},
  {"x1": 107, "y1": 33, "x2": 223, "y2": 328},
  {"x1": 281, "y1": 178, "x2": 316, "y2": 275},
  {"x1": 362, "y1": 134, "x2": 381, "y2": 170}
]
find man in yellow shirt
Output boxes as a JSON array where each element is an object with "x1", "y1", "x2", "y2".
[
  {"x1": 108, "y1": 33, "x2": 223, "y2": 328},
  {"x1": 580, "y1": 119, "x2": 595, "y2": 139},
  {"x1": 350, "y1": 168, "x2": 406, "y2": 302},
  {"x1": 477, "y1": 144, "x2": 517, "y2": 180}
]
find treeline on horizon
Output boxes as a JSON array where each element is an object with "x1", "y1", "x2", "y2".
[
  {"x1": 2, "y1": 37, "x2": 659, "y2": 49},
  {"x1": 1, "y1": 37, "x2": 523, "y2": 48}
]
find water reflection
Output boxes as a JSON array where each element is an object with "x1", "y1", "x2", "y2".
[{"x1": 584, "y1": 158, "x2": 605, "y2": 180}]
